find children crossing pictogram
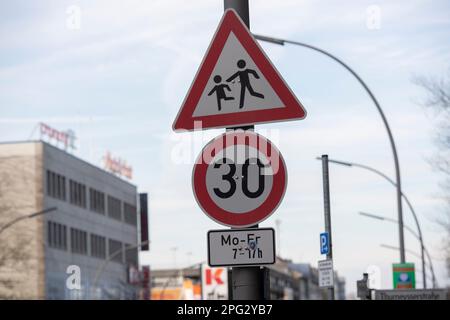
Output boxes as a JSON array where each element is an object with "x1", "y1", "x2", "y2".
[{"x1": 172, "y1": 9, "x2": 307, "y2": 131}]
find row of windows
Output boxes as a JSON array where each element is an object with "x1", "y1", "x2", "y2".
[
  {"x1": 71, "y1": 228, "x2": 88, "y2": 255},
  {"x1": 47, "y1": 220, "x2": 137, "y2": 265},
  {"x1": 46, "y1": 170, "x2": 137, "y2": 226},
  {"x1": 69, "y1": 180, "x2": 87, "y2": 208},
  {"x1": 91, "y1": 234, "x2": 106, "y2": 259},
  {"x1": 48, "y1": 221, "x2": 67, "y2": 250},
  {"x1": 90, "y1": 188, "x2": 105, "y2": 214},
  {"x1": 47, "y1": 171, "x2": 66, "y2": 200},
  {"x1": 107, "y1": 196, "x2": 122, "y2": 221},
  {"x1": 124, "y1": 203, "x2": 137, "y2": 226}
]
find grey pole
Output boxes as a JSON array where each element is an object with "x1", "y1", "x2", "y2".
[
  {"x1": 224, "y1": 0, "x2": 263, "y2": 300},
  {"x1": 255, "y1": 34, "x2": 406, "y2": 263},
  {"x1": 380, "y1": 243, "x2": 436, "y2": 286},
  {"x1": 424, "y1": 249, "x2": 437, "y2": 288},
  {"x1": 224, "y1": 0, "x2": 249, "y2": 27},
  {"x1": 321, "y1": 155, "x2": 335, "y2": 300},
  {"x1": 358, "y1": 211, "x2": 433, "y2": 289},
  {"x1": 323, "y1": 157, "x2": 429, "y2": 288}
]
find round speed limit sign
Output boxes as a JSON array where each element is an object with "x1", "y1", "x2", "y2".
[{"x1": 192, "y1": 131, "x2": 287, "y2": 227}]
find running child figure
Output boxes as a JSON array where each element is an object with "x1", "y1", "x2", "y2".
[{"x1": 208, "y1": 75, "x2": 234, "y2": 111}]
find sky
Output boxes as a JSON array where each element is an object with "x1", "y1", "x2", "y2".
[{"x1": 0, "y1": 0, "x2": 449, "y2": 297}]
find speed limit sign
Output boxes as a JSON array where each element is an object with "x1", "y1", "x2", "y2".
[{"x1": 192, "y1": 130, "x2": 287, "y2": 227}]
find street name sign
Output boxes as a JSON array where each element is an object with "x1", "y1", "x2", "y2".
[
  {"x1": 207, "y1": 228, "x2": 276, "y2": 267},
  {"x1": 320, "y1": 232, "x2": 329, "y2": 255},
  {"x1": 172, "y1": 9, "x2": 306, "y2": 131},
  {"x1": 374, "y1": 289, "x2": 447, "y2": 300},
  {"x1": 192, "y1": 130, "x2": 287, "y2": 227},
  {"x1": 318, "y1": 259, "x2": 334, "y2": 288}
]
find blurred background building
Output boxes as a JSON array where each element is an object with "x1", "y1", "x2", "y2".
[
  {"x1": 0, "y1": 139, "x2": 149, "y2": 299},
  {"x1": 150, "y1": 257, "x2": 346, "y2": 300}
]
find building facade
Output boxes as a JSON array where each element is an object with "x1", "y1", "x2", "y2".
[
  {"x1": 150, "y1": 258, "x2": 346, "y2": 300},
  {"x1": 0, "y1": 141, "x2": 139, "y2": 299}
]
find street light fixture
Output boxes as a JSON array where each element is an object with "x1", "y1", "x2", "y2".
[
  {"x1": 380, "y1": 244, "x2": 422, "y2": 260},
  {"x1": 380, "y1": 244, "x2": 436, "y2": 285},
  {"x1": 0, "y1": 207, "x2": 57, "y2": 235},
  {"x1": 359, "y1": 211, "x2": 437, "y2": 287},
  {"x1": 318, "y1": 156, "x2": 432, "y2": 288},
  {"x1": 255, "y1": 34, "x2": 406, "y2": 264},
  {"x1": 92, "y1": 239, "x2": 151, "y2": 296},
  {"x1": 359, "y1": 212, "x2": 420, "y2": 239}
]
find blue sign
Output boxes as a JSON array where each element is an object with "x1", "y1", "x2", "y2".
[{"x1": 320, "y1": 232, "x2": 329, "y2": 255}]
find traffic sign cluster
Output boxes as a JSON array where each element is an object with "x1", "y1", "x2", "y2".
[{"x1": 173, "y1": 9, "x2": 306, "y2": 271}]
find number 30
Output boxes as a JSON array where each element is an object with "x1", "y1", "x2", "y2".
[{"x1": 213, "y1": 158, "x2": 265, "y2": 199}]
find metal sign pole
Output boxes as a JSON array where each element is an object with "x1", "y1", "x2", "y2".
[
  {"x1": 224, "y1": 0, "x2": 264, "y2": 300},
  {"x1": 231, "y1": 225, "x2": 263, "y2": 299},
  {"x1": 321, "y1": 155, "x2": 335, "y2": 300}
]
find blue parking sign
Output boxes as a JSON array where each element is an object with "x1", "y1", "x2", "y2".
[{"x1": 320, "y1": 232, "x2": 329, "y2": 255}]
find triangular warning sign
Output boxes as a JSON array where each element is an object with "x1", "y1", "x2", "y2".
[{"x1": 173, "y1": 9, "x2": 307, "y2": 131}]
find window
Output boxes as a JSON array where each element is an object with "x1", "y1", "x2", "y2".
[
  {"x1": 124, "y1": 243, "x2": 138, "y2": 266},
  {"x1": 46, "y1": 170, "x2": 66, "y2": 201},
  {"x1": 69, "y1": 179, "x2": 86, "y2": 208},
  {"x1": 70, "y1": 228, "x2": 88, "y2": 255},
  {"x1": 90, "y1": 234, "x2": 106, "y2": 259},
  {"x1": 107, "y1": 196, "x2": 122, "y2": 220},
  {"x1": 108, "y1": 239, "x2": 123, "y2": 263},
  {"x1": 89, "y1": 188, "x2": 105, "y2": 214},
  {"x1": 123, "y1": 203, "x2": 137, "y2": 226},
  {"x1": 47, "y1": 221, "x2": 67, "y2": 250}
]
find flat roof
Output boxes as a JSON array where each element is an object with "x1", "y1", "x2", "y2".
[{"x1": 0, "y1": 140, "x2": 137, "y2": 189}]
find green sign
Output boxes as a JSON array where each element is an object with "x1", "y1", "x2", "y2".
[{"x1": 392, "y1": 263, "x2": 415, "y2": 289}]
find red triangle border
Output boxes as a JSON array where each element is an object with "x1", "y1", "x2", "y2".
[{"x1": 173, "y1": 9, "x2": 306, "y2": 131}]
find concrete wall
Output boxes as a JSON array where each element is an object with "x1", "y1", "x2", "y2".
[{"x1": 0, "y1": 142, "x2": 45, "y2": 299}]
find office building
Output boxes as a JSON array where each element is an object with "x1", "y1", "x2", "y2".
[{"x1": 0, "y1": 141, "x2": 142, "y2": 299}]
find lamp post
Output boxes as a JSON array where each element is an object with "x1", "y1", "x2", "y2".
[
  {"x1": 92, "y1": 239, "x2": 151, "y2": 296},
  {"x1": 359, "y1": 211, "x2": 436, "y2": 288},
  {"x1": 0, "y1": 207, "x2": 57, "y2": 235},
  {"x1": 319, "y1": 156, "x2": 431, "y2": 288},
  {"x1": 275, "y1": 219, "x2": 281, "y2": 257},
  {"x1": 380, "y1": 244, "x2": 422, "y2": 261},
  {"x1": 380, "y1": 244, "x2": 436, "y2": 285},
  {"x1": 254, "y1": 34, "x2": 406, "y2": 263}
]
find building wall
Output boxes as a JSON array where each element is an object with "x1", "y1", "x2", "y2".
[
  {"x1": 0, "y1": 141, "x2": 139, "y2": 299},
  {"x1": 42, "y1": 143, "x2": 138, "y2": 299},
  {"x1": 0, "y1": 142, "x2": 45, "y2": 299}
]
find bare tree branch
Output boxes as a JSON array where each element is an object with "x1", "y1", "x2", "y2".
[{"x1": 414, "y1": 69, "x2": 450, "y2": 276}]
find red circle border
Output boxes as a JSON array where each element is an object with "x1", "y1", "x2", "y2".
[{"x1": 192, "y1": 131, "x2": 287, "y2": 227}]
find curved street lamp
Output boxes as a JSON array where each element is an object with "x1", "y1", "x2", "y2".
[
  {"x1": 318, "y1": 156, "x2": 433, "y2": 288},
  {"x1": 380, "y1": 244, "x2": 436, "y2": 285},
  {"x1": 254, "y1": 34, "x2": 406, "y2": 263},
  {"x1": 360, "y1": 211, "x2": 437, "y2": 288},
  {"x1": 92, "y1": 239, "x2": 151, "y2": 297},
  {"x1": 0, "y1": 207, "x2": 57, "y2": 235}
]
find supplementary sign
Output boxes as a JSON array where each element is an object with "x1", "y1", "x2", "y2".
[
  {"x1": 201, "y1": 264, "x2": 228, "y2": 300},
  {"x1": 192, "y1": 130, "x2": 287, "y2": 227},
  {"x1": 207, "y1": 228, "x2": 276, "y2": 267},
  {"x1": 173, "y1": 9, "x2": 306, "y2": 131},
  {"x1": 374, "y1": 289, "x2": 447, "y2": 300},
  {"x1": 318, "y1": 259, "x2": 334, "y2": 288}
]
